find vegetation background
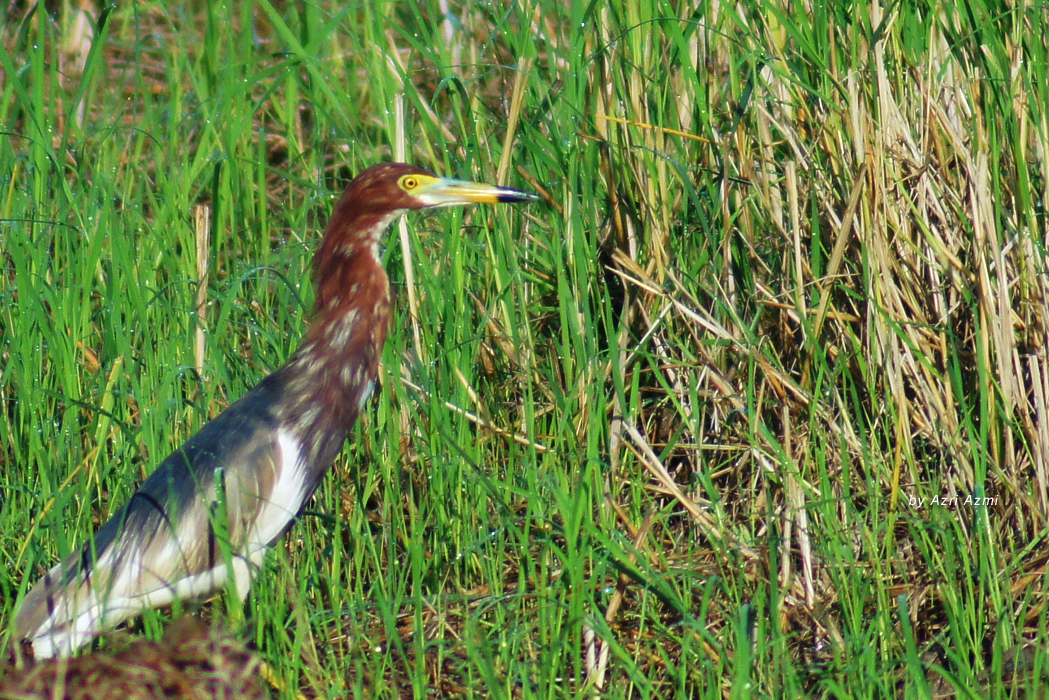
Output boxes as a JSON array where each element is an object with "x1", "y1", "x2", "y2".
[{"x1": 1, "y1": 0, "x2": 1047, "y2": 697}]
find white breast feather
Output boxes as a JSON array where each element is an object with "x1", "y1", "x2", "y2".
[
  {"x1": 250, "y1": 429, "x2": 308, "y2": 548},
  {"x1": 357, "y1": 380, "x2": 375, "y2": 414}
]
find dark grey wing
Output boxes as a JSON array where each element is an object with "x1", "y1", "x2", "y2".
[{"x1": 14, "y1": 379, "x2": 309, "y2": 657}]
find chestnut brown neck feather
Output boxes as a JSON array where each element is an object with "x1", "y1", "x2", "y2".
[
  {"x1": 271, "y1": 199, "x2": 394, "y2": 472},
  {"x1": 312, "y1": 207, "x2": 397, "y2": 310}
]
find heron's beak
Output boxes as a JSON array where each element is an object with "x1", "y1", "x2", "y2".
[{"x1": 414, "y1": 176, "x2": 539, "y2": 207}]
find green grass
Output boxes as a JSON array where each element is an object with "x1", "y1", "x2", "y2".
[{"x1": 2, "y1": 0, "x2": 1048, "y2": 697}]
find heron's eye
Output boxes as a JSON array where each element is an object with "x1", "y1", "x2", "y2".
[{"x1": 400, "y1": 176, "x2": 419, "y2": 191}]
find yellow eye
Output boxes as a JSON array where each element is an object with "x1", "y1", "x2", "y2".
[{"x1": 400, "y1": 175, "x2": 419, "y2": 191}]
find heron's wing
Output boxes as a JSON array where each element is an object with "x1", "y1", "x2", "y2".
[{"x1": 14, "y1": 381, "x2": 311, "y2": 657}]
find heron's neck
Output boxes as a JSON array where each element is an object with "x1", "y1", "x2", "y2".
[{"x1": 272, "y1": 240, "x2": 390, "y2": 469}]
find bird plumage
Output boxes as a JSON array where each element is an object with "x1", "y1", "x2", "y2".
[{"x1": 14, "y1": 163, "x2": 536, "y2": 658}]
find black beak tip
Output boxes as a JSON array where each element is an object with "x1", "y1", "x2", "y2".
[{"x1": 498, "y1": 189, "x2": 540, "y2": 203}]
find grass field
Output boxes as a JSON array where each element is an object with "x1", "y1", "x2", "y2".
[{"x1": 2, "y1": 0, "x2": 1048, "y2": 697}]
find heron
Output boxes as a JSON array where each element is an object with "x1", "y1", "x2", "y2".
[{"x1": 13, "y1": 162, "x2": 537, "y2": 658}]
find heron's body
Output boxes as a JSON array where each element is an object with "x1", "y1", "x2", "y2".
[{"x1": 14, "y1": 163, "x2": 535, "y2": 658}]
